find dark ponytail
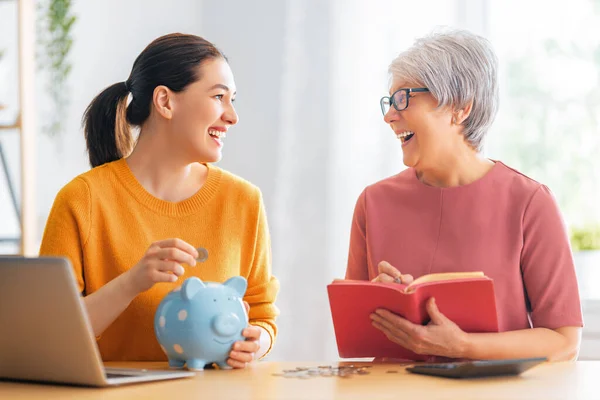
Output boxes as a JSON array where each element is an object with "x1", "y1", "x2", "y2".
[
  {"x1": 83, "y1": 82, "x2": 132, "y2": 168},
  {"x1": 82, "y1": 33, "x2": 226, "y2": 168}
]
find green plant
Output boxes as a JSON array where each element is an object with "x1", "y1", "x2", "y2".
[
  {"x1": 571, "y1": 225, "x2": 600, "y2": 251},
  {"x1": 37, "y1": 0, "x2": 76, "y2": 137}
]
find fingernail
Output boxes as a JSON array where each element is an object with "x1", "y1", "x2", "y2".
[
  {"x1": 190, "y1": 259, "x2": 197, "y2": 267},
  {"x1": 234, "y1": 343, "x2": 240, "y2": 350}
]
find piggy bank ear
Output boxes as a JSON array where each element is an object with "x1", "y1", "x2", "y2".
[
  {"x1": 182, "y1": 277, "x2": 206, "y2": 301},
  {"x1": 223, "y1": 276, "x2": 247, "y2": 297}
]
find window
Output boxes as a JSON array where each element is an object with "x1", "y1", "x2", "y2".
[{"x1": 487, "y1": 0, "x2": 600, "y2": 229}]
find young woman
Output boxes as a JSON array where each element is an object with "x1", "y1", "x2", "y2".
[{"x1": 40, "y1": 33, "x2": 279, "y2": 368}]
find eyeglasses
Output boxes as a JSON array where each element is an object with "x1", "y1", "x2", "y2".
[{"x1": 380, "y1": 88, "x2": 429, "y2": 115}]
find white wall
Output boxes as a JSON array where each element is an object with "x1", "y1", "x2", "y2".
[{"x1": 0, "y1": 1, "x2": 21, "y2": 246}]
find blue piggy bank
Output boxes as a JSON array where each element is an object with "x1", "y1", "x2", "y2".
[{"x1": 154, "y1": 276, "x2": 248, "y2": 371}]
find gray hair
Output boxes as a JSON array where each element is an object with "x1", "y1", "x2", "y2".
[{"x1": 389, "y1": 29, "x2": 499, "y2": 151}]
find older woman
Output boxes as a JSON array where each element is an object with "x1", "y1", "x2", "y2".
[{"x1": 346, "y1": 30, "x2": 582, "y2": 361}]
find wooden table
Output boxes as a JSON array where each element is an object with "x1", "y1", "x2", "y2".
[{"x1": 0, "y1": 361, "x2": 597, "y2": 399}]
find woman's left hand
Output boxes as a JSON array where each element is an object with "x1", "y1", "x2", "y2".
[
  {"x1": 370, "y1": 297, "x2": 469, "y2": 359},
  {"x1": 227, "y1": 326, "x2": 261, "y2": 369},
  {"x1": 227, "y1": 301, "x2": 260, "y2": 369}
]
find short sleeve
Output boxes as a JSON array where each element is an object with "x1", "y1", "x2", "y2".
[
  {"x1": 345, "y1": 189, "x2": 370, "y2": 281},
  {"x1": 521, "y1": 185, "x2": 583, "y2": 328}
]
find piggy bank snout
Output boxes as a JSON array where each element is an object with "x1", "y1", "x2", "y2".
[{"x1": 212, "y1": 313, "x2": 242, "y2": 337}]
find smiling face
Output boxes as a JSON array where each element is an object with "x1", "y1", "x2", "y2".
[
  {"x1": 167, "y1": 57, "x2": 238, "y2": 163},
  {"x1": 384, "y1": 80, "x2": 462, "y2": 170}
]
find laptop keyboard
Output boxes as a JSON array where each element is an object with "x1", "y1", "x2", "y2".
[
  {"x1": 105, "y1": 368, "x2": 190, "y2": 378},
  {"x1": 105, "y1": 368, "x2": 152, "y2": 378},
  {"x1": 106, "y1": 372, "x2": 139, "y2": 378}
]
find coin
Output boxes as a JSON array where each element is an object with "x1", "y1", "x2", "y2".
[
  {"x1": 272, "y1": 365, "x2": 371, "y2": 379},
  {"x1": 196, "y1": 247, "x2": 209, "y2": 262}
]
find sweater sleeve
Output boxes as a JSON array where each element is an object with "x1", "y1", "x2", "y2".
[
  {"x1": 345, "y1": 188, "x2": 370, "y2": 281},
  {"x1": 39, "y1": 177, "x2": 91, "y2": 294},
  {"x1": 521, "y1": 185, "x2": 583, "y2": 328},
  {"x1": 244, "y1": 190, "x2": 280, "y2": 357}
]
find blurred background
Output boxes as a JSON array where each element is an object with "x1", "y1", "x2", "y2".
[{"x1": 1, "y1": 0, "x2": 599, "y2": 361}]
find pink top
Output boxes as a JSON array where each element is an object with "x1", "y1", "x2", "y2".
[{"x1": 346, "y1": 161, "x2": 583, "y2": 331}]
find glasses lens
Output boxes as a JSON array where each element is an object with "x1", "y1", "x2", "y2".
[
  {"x1": 392, "y1": 90, "x2": 408, "y2": 111},
  {"x1": 381, "y1": 97, "x2": 390, "y2": 115}
]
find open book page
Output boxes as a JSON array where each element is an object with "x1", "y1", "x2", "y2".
[
  {"x1": 331, "y1": 272, "x2": 487, "y2": 294},
  {"x1": 404, "y1": 271, "x2": 486, "y2": 292}
]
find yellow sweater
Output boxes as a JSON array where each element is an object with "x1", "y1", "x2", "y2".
[{"x1": 39, "y1": 159, "x2": 279, "y2": 361}]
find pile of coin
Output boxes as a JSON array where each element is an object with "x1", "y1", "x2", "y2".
[{"x1": 272, "y1": 365, "x2": 372, "y2": 379}]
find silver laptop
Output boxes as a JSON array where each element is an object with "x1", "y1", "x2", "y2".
[{"x1": 0, "y1": 256, "x2": 195, "y2": 386}]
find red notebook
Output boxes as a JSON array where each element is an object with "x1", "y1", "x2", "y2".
[{"x1": 327, "y1": 272, "x2": 499, "y2": 361}]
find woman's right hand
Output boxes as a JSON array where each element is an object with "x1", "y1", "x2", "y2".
[
  {"x1": 123, "y1": 238, "x2": 199, "y2": 296},
  {"x1": 371, "y1": 261, "x2": 414, "y2": 284}
]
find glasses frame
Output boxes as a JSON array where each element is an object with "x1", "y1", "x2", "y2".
[{"x1": 380, "y1": 88, "x2": 430, "y2": 115}]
